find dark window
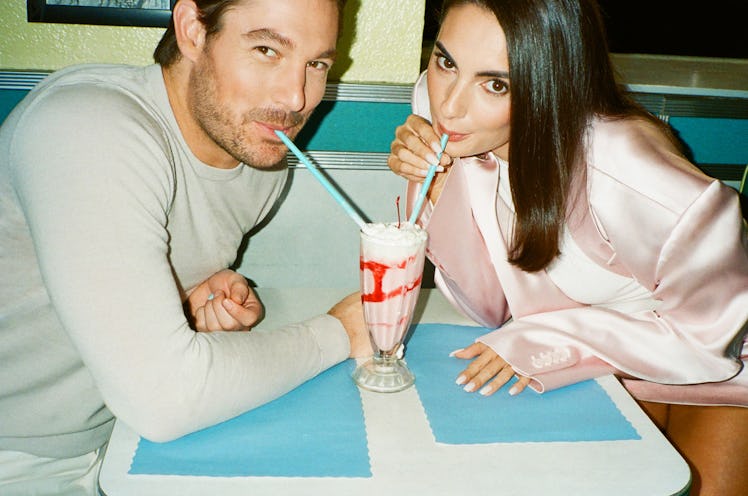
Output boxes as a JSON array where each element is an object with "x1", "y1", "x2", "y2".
[{"x1": 423, "y1": 0, "x2": 748, "y2": 59}]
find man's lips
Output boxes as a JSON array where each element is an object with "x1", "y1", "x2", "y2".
[
  {"x1": 256, "y1": 121, "x2": 297, "y2": 141},
  {"x1": 257, "y1": 121, "x2": 288, "y2": 134}
]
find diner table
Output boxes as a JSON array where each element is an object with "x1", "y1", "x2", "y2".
[{"x1": 98, "y1": 288, "x2": 691, "y2": 496}]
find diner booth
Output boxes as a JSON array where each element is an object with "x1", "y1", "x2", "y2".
[{"x1": 1, "y1": 1, "x2": 746, "y2": 494}]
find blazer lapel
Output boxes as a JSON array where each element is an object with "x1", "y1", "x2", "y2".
[
  {"x1": 564, "y1": 170, "x2": 629, "y2": 277},
  {"x1": 462, "y1": 155, "x2": 584, "y2": 318},
  {"x1": 412, "y1": 157, "x2": 510, "y2": 327}
]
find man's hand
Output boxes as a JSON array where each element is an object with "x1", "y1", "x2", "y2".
[
  {"x1": 186, "y1": 269, "x2": 263, "y2": 332},
  {"x1": 328, "y1": 292, "x2": 372, "y2": 358}
]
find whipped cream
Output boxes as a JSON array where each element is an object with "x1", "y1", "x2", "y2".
[{"x1": 360, "y1": 222, "x2": 427, "y2": 247}]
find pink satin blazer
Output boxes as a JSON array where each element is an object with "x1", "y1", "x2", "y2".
[{"x1": 407, "y1": 72, "x2": 748, "y2": 406}]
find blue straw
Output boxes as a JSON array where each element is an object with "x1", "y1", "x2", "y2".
[
  {"x1": 408, "y1": 133, "x2": 449, "y2": 225},
  {"x1": 275, "y1": 130, "x2": 366, "y2": 229}
]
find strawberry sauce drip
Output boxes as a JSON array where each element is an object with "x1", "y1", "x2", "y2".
[{"x1": 360, "y1": 258, "x2": 422, "y2": 303}]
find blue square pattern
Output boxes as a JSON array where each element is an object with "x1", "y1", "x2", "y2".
[
  {"x1": 405, "y1": 324, "x2": 641, "y2": 444},
  {"x1": 129, "y1": 360, "x2": 371, "y2": 478},
  {"x1": 129, "y1": 324, "x2": 639, "y2": 478}
]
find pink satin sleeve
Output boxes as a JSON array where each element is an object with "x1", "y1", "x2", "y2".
[{"x1": 479, "y1": 182, "x2": 748, "y2": 401}]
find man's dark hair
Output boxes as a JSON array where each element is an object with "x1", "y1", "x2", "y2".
[{"x1": 154, "y1": 0, "x2": 347, "y2": 67}]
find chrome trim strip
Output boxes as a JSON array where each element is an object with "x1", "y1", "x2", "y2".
[
  {"x1": 2, "y1": 71, "x2": 746, "y2": 118},
  {"x1": 287, "y1": 151, "x2": 748, "y2": 181},
  {"x1": 324, "y1": 82, "x2": 413, "y2": 103},
  {"x1": 286, "y1": 151, "x2": 389, "y2": 170},
  {"x1": 630, "y1": 92, "x2": 748, "y2": 119},
  {"x1": 0, "y1": 71, "x2": 50, "y2": 91}
]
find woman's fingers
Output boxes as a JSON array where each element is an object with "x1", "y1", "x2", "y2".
[
  {"x1": 388, "y1": 143, "x2": 431, "y2": 181},
  {"x1": 450, "y1": 341, "x2": 487, "y2": 359},
  {"x1": 457, "y1": 352, "x2": 507, "y2": 392},
  {"x1": 508, "y1": 375, "x2": 532, "y2": 396},
  {"x1": 451, "y1": 342, "x2": 531, "y2": 396},
  {"x1": 388, "y1": 115, "x2": 451, "y2": 181},
  {"x1": 478, "y1": 365, "x2": 517, "y2": 396}
]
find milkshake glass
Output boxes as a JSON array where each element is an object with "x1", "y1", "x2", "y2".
[{"x1": 352, "y1": 222, "x2": 428, "y2": 392}]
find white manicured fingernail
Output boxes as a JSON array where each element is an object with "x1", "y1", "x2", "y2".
[
  {"x1": 449, "y1": 348, "x2": 464, "y2": 357},
  {"x1": 479, "y1": 385, "x2": 493, "y2": 396},
  {"x1": 463, "y1": 382, "x2": 476, "y2": 393},
  {"x1": 455, "y1": 374, "x2": 467, "y2": 385},
  {"x1": 509, "y1": 386, "x2": 518, "y2": 396}
]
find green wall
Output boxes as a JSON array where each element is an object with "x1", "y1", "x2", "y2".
[{"x1": 0, "y1": 0, "x2": 425, "y2": 84}]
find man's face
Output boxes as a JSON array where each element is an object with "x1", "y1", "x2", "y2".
[{"x1": 188, "y1": 0, "x2": 339, "y2": 169}]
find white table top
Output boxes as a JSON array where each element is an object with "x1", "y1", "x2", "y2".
[{"x1": 99, "y1": 288, "x2": 691, "y2": 496}]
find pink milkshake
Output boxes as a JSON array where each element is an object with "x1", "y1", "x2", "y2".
[{"x1": 353, "y1": 222, "x2": 427, "y2": 393}]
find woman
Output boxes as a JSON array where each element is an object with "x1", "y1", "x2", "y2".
[{"x1": 388, "y1": 0, "x2": 748, "y2": 494}]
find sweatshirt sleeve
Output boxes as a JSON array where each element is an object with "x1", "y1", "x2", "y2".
[{"x1": 9, "y1": 84, "x2": 350, "y2": 442}]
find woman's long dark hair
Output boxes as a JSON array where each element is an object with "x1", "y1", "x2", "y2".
[{"x1": 439, "y1": 0, "x2": 668, "y2": 272}]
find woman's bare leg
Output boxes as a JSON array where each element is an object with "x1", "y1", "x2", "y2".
[
  {"x1": 639, "y1": 400, "x2": 748, "y2": 496},
  {"x1": 637, "y1": 399, "x2": 669, "y2": 431},
  {"x1": 666, "y1": 404, "x2": 748, "y2": 496}
]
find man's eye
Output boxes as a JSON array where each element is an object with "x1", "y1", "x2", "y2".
[
  {"x1": 308, "y1": 60, "x2": 330, "y2": 71},
  {"x1": 256, "y1": 46, "x2": 278, "y2": 57}
]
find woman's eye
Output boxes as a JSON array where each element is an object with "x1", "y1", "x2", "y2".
[
  {"x1": 485, "y1": 79, "x2": 509, "y2": 95},
  {"x1": 435, "y1": 54, "x2": 455, "y2": 71}
]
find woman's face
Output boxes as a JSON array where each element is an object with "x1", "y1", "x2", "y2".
[{"x1": 427, "y1": 3, "x2": 511, "y2": 160}]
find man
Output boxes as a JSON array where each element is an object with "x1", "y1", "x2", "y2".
[{"x1": 0, "y1": 0, "x2": 369, "y2": 493}]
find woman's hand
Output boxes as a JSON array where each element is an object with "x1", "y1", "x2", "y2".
[
  {"x1": 388, "y1": 114, "x2": 452, "y2": 183},
  {"x1": 185, "y1": 270, "x2": 263, "y2": 332},
  {"x1": 451, "y1": 342, "x2": 531, "y2": 396}
]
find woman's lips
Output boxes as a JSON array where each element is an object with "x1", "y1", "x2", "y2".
[
  {"x1": 445, "y1": 133, "x2": 467, "y2": 143},
  {"x1": 436, "y1": 124, "x2": 468, "y2": 142}
]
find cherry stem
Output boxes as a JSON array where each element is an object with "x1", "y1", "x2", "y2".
[{"x1": 396, "y1": 196, "x2": 401, "y2": 229}]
